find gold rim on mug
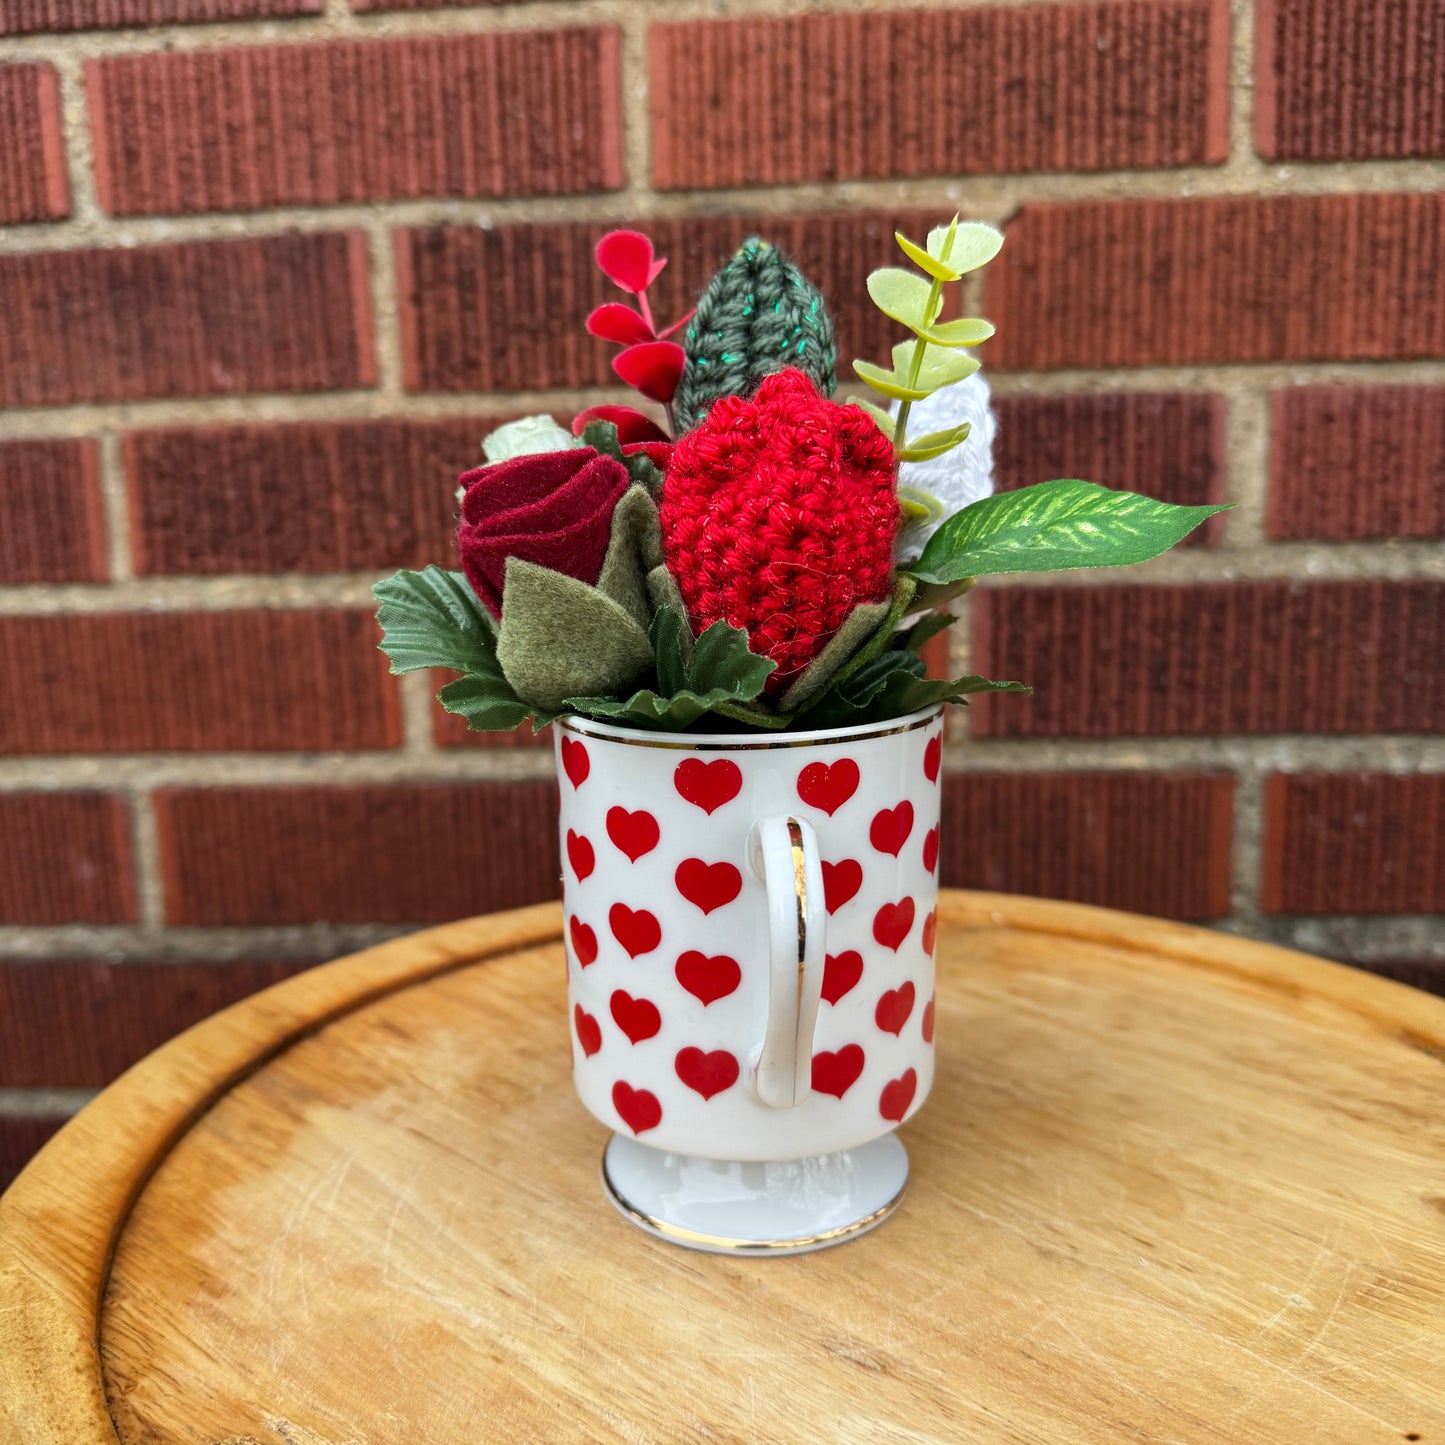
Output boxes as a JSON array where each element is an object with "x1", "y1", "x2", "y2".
[{"x1": 558, "y1": 704, "x2": 943, "y2": 752}]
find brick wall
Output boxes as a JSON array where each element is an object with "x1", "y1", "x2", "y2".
[{"x1": 1, "y1": 0, "x2": 1441, "y2": 1186}]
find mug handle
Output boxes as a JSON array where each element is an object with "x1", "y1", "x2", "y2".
[{"x1": 745, "y1": 815, "x2": 826, "y2": 1109}]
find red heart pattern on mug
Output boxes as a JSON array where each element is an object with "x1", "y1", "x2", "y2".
[
  {"x1": 612, "y1": 1080, "x2": 662, "y2": 1135},
  {"x1": 674, "y1": 1047, "x2": 740, "y2": 1100},
  {"x1": 875, "y1": 981, "x2": 916, "y2": 1036},
  {"x1": 574, "y1": 1005, "x2": 602, "y2": 1057},
  {"x1": 924, "y1": 734, "x2": 941, "y2": 783},
  {"x1": 873, "y1": 897, "x2": 916, "y2": 951},
  {"x1": 568, "y1": 916, "x2": 598, "y2": 967},
  {"x1": 674, "y1": 758, "x2": 742, "y2": 814},
  {"x1": 566, "y1": 829, "x2": 595, "y2": 881},
  {"x1": 879, "y1": 1068, "x2": 918, "y2": 1123},
  {"x1": 822, "y1": 950, "x2": 863, "y2": 1005},
  {"x1": 675, "y1": 858, "x2": 742, "y2": 915},
  {"x1": 870, "y1": 801, "x2": 914, "y2": 857},
  {"x1": 610, "y1": 989, "x2": 661, "y2": 1044},
  {"x1": 922, "y1": 996, "x2": 936, "y2": 1044},
  {"x1": 796, "y1": 758, "x2": 860, "y2": 816},
  {"x1": 608, "y1": 904, "x2": 661, "y2": 958},
  {"x1": 922, "y1": 908, "x2": 938, "y2": 956},
  {"x1": 811, "y1": 1044, "x2": 865, "y2": 1100},
  {"x1": 561, "y1": 736, "x2": 590, "y2": 788},
  {"x1": 922, "y1": 825, "x2": 939, "y2": 874},
  {"x1": 822, "y1": 859, "x2": 863, "y2": 914},
  {"x1": 607, "y1": 806, "x2": 660, "y2": 862},
  {"x1": 675, "y1": 951, "x2": 741, "y2": 1005}
]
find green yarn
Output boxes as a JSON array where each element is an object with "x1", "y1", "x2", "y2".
[{"x1": 673, "y1": 237, "x2": 837, "y2": 433}]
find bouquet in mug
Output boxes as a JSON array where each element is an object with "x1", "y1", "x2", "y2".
[{"x1": 375, "y1": 218, "x2": 1224, "y2": 734}]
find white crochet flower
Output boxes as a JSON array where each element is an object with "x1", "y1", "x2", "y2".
[{"x1": 891, "y1": 368, "x2": 995, "y2": 563}]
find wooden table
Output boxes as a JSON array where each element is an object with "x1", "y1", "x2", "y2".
[{"x1": 2, "y1": 892, "x2": 1443, "y2": 1444}]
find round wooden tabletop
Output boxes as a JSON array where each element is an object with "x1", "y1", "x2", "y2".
[{"x1": 2, "y1": 892, "x2": 1443, "y2": 1445}]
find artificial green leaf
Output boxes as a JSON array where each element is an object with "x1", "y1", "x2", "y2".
[
  {"x1": 927, "y1": 221, "x2": 1004, "y2": 275},
  {"x1": 915, "y1": 317, "x2": 995, "y2": 348},
  {"x1": 649, "y1": 605, "x2": 691, "y2": 697},
  {"x1": 895, "y1": 230, "x2": 960, "y2": 282},
  {"x1": 594, "y1": 484, "x2": 664, "y2": 630},
  {"x1": 853, "y1": 359, "x2": 932, "y2": 402},
  {"x1": 580, "y1": 418, "x2": 624, "y2": 459},
  {"x1": 802, "y1": 650, "x2": 1028, "y2": 729},
  {"x1": 373, "y1": 566, "x2": 495, "y2": 677},
  {"x1": 891, "y1": 339, "x2": 978, "y2": 390},
  {"x1": 866, "y1": 268, "x2": 941, "y2": 331},
  {"x1": 646, "y1": 564, "x2": 695, "y2": 666},
  {"x1": 908, "y1": 479, "x2": 1231, "y2": 585},
  {"x1": 685, "y1": 619, "x2": 777, "y2": 700},
  {"x1": 900, "y1": 609, "x2": 959, "y2": 651},
  {"x1": 497, "y1": 558, "x2": 655, "y2": 712},
  {"x1": 851, "y1": 398, "x2": 896, "y2": 437},
  {"x1": 897, "y1": 423, "x2": 971, "y2": 463},
  {"x1": 818, "y1": 574, "x2": 918, "y2": 700},
  {"x1": 897, "y1": 486, "x2": 943, "y2": 524},
  {"x1": 911, "y1": 577, "x2": 978, "y2": 612},
  {"x1": 437, "y1": 673, "x2": 537, "y2": 733},
  {"x1": 777, "y1": 599, "x2": 892, "y2": 715}
]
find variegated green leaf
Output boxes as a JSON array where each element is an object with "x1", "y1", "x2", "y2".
[{"x1": 908, "y1": 479, "x2": 1231, "y2": 584}]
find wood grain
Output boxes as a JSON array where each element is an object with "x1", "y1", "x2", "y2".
[{"x1": 2, "y1": 893, "x2": 1443, "y2": 1444}]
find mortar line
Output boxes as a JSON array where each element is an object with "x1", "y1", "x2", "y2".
[
  {"x1": 127, "y1": 787, "x2": 166, "y2": 933},
  {"x1": 47, "y1": 50, "x2": 101, "y2": 225},
  {"x1": 94, "y1": 428, "x2": 133, "y2": 582},
  {"x1": 1228, "y1": 761, "x2": 1265, "y2": 925},
  {"x1": 0, "y1": 1087, "x2": 97, "y2": 1115},
  {"x1": 364, "y1": 220, "x2": 405, "y2": 402},
  {"x1": 1221, "y1": 378, "x2": 1272, "y2": 547}
]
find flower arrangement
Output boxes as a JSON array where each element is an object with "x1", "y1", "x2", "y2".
[{"x1": 375, "y1": 218, "x2": 1224, "y2": 733}]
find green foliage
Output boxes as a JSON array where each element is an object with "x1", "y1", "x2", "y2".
[
  {"x1": 579, "y1": 419, "x2": 665, "y2": 495},
  {"x1": 907, "y1": 479, "x2": 1231, "y2": 585}
]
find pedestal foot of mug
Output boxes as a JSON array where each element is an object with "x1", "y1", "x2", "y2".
[{"x1": 600, "y1": 1133, "x2": 909, "y2": 1256}]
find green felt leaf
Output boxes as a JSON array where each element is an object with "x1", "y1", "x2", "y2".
[
  {"x1": 891, "y1": 339, "x2": 979, "y2": 390},
  {"x1": 853, "y1": 359, "x2": 932, "y2": 402},
  {"x1": 777, "y1": 600, "x2": 892, "y2": 715},
  {"x1": 897, "y1": 422, "x2": 970, "y2": 463},
  {"x1": 565, "y1": 619, "x2": 777, "y2": 732},
  {"x1": 373, "y1": 566, "x2": 495, "y2": 677},
  {"x1": 908, "y1": 480, "x2": 1232, "y2": 585},
  {"x1": 851, "y1": 398, "x2": 896, "y2": 437},
  {"x1": 623, "y1": 450, "x2": 665, "y2": 497},
  {"x1": 594, "y1": 484, "x2": 664, "y2": 630},
  {"x1": 928, "y1": 221, "x2": 1004, "y2": 275},
  {"x1": 818, "y1": 574, "x2": 918, "y2": 699},
  {"x1": 497, "y1": 558, "x2": 655, "y2": 712},
  {"x1": 915, "y1": 317, "x2": 995, "y2": 348},
  {"x1": 895, "y1": 230, "x2": 960, "y2": 282},
  {"x1": 866, "y1": 268, "x2": 942, "y2": 331},
  {"x1": 580, "y1": 418, "x2": 624, "y2": 459}
]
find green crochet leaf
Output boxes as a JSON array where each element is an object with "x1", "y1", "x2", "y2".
[
  {"x1": 565, "y1": 616, "x2": 777, "y2": 731},
  {"x1": 908, "y1": 479, "x2": 1232, "y2": 585},
  {"x1": 373, "y1": 566, "x2": 496, "y2": 677},
  {"x1": 776, "y1": 600, "x2": 892, "y2": 715},
  {"x1": 866, "y1": 268, "x2": 942, "y2": 331},
  {"x1": 497, "y1": 558, "x2": 655, "y2": 713}
]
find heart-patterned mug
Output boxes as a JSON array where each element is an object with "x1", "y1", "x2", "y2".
[{"x1": 556, "y1": 704, "x2": 943, "y2": 1254}]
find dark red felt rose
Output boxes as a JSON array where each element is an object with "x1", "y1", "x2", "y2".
[{"x1": 457, "y1": 448, "x2": 630, "y2": 618}]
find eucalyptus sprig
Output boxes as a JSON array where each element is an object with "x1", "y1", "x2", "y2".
[{"x1": 852, "y1": 215, "x2": 1001, "y2": 463}]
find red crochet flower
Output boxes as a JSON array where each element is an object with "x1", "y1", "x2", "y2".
[
  {"x1": 659, "y1": 369, "x2": 899, "y2": 691},
  {"x1": 457, "y1": 448, "x2": 629, "y2": 618}
]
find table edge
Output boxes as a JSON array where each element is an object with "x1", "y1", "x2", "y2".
[{"x1": 1, "y1": 891, "x2": 1441, "y2": 1445}]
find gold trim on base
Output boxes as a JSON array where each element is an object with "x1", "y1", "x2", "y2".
[{"x1": 600, "y1": 1148, "x2": 908, "y2": 1254}]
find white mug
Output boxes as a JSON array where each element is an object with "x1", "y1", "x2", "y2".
[{"x1": 554, "y1": 705, "x2": 943, "y2": 1253}]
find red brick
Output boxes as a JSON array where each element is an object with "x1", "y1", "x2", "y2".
[
  {"x1": 0, "y1": 232, "x2": 374, "y2": 409},
  {"x1": 0, "y1": 793, "x2": 136, "y2": 924},
  {"x1": 940, "y1": 771, "x2": 1233, "y2": 920},
  {"x1": 0, "y1": 611, "x2": 399, "y2": 755},
  {"x1": 651, "y1": 1, "x2": 1228, "y2": 192},
  {"x1": 0, "y1": 0, "x2": 317, "y2": 35},
  {"x1": 1261, "y1": 773, "x2": 1445, "y2": 915},
  {"x1": 0, "y1": 1113, "x2": 68, "y2": 1193},
  {"x1": 397, "y1": 209, "x2": 939, "y2": 394},
  {"x1": 985, "y1": 194, "x2": 1445, "y2": 370},
  {"x1": 156, "y1": 781, "x2": 561, "y2": 925},
  {"x1": 87, "y1": 29, "x2": 623, "y2": 218},
  {"x1": 970, "y1": 581, "x2": 1443, "y2": 738},
  {"x1": 993, "y1": 393, "x2": 1225, "y2": 544},
  {"x1": 1256, "y1": 0, "x2": 1444, "y2": 161},
  {"x1": 0, "y1": 439, "x2": 107, "y2": 584},
  {"x1": 0, "y1": 958, "x2": 309, "y2": 1087},
  {"x1": 1267, "y1": 386, "x2": 1445, "y2": 541},
  {"x1": 0, "y1": 62, "x2": 69, "y2": 223},
  {"x1": 125, "y1": 418, "x2": 502, "y2": 576},
  {"x1": 353, "y1": 0, "x2": 537, "y2": 7}
]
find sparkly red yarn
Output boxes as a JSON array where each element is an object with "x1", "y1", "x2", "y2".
[{"x1": 659, "y1": 368, "x2": 899, "y2": 691}]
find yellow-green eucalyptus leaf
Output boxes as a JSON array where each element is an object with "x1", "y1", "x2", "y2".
[
  {"x1": 898, "y1": 422, "x2": 971, "y2": 462},
  {"x1": 890, "y1": 340, "x2": 977, "y2": 389},
  {"x1": 853, "y1": 358, "x2": 933, "y2": 402},
  {"x1": 895, "y1": 230, "x2": 960, "y2": 282},
  {"x1": 927, "y1": 221, "x2": 1004, "y2": 275},
  {"x1": 866, "y1": 268, "x2": 941, "y2": 330},
  {"x1": 916, "y1": 317, "x2": 996, "y2": 348}
]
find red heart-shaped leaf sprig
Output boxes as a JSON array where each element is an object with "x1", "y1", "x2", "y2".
[{"x1": 583, "y1": 230, "x2": 697, "y2": 433}]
